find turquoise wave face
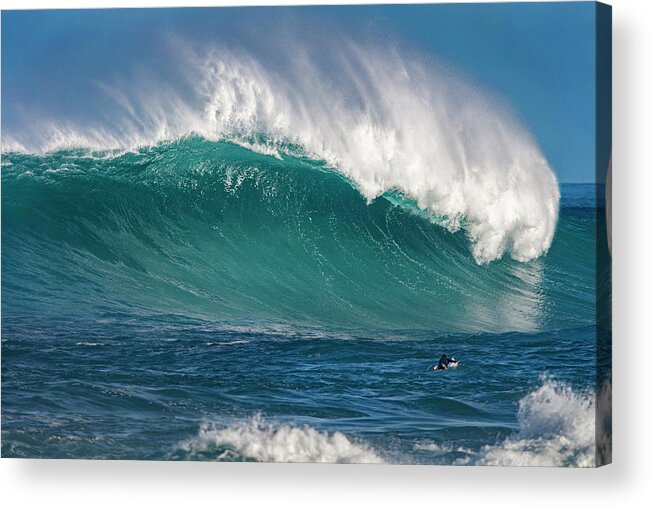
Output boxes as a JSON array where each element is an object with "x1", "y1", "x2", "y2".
[{"x1": 2, "y1": 137, "x2": 594, "y2": 333}]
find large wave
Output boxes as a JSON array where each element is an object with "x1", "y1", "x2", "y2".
[
  {"x1": 3, "y1": 41, "x2": 559, "y2": 264},
  {"x1": 2, "y1": 138, "x2": 578, "y2": 332}
]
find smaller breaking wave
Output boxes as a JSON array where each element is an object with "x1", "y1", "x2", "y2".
[
  {"x1": 476, "y1": 377, "x2": 596, "y2": 467},
  {"x1": 413, "y1": 378, "x2": 598, "y2": 467},
  {"x1": 173, "y1": 414, "x2": 384, "y2": 463}
]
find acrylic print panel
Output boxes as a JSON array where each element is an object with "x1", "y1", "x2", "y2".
[{"x1": 1, "y1": 2, "x2": 612, "y2": 466}]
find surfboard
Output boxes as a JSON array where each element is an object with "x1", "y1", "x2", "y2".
[{"x1": 432, "y1": 359, "x2": 459, "y2": 371}]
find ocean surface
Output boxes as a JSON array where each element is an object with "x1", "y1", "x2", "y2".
[{"x1": 2, "y1": 139, "x2": 600, "y2": 465}]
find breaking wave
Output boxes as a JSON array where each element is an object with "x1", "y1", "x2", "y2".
[
  {"x1": 477, "y1": 378, "x2": 596, "y2": 467},
  {"x1": 3, "y1": 41, "x2": 559, "y2": 264},
  {"x1": 413, "y1": 378, "x2": 597, "y2": 467},
  {"x1": 173, "y1": 415, "x2": 383, "y2": 463}
]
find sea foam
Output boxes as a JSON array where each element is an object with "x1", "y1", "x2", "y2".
[
  {"x1": 476, "y1": 378, "x2": 596, "y2": 467},
  {"x1": 176, "y1": 414, "x2": 383, "y2": 463},
  {"x1": 3, "y1": 41, "x2": 559, "y2": 264}
]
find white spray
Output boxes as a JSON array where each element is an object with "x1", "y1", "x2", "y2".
[{"x1": 3, "y1": 41, "x2": 560, "y2": 264}]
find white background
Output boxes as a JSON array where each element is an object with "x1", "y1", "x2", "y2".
[{"x1": 0, "y1": 0, "x2": 649, "y2": 505}]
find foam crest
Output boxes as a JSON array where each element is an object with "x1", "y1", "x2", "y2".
[
  {"x1": 3, "y1": 41, "x2": 559, "y2": 263},
  {"x1": 193, "y1": 45, "x2": 559, "y2": 263},
  {"x1": 477, "y1": 378, "x2": 596, "y2": 467},
  {"x1": 177, "y1": 415, "x2": 383, "y2": 463}
]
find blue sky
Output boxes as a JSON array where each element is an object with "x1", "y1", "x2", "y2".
[{"x1": 2, "y1": 3, "x2": 597, "y2": 182}]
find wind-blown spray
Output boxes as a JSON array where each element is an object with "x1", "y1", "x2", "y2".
[{"x1": 4, "y1": 41, "x2": 559, "y2": 264}]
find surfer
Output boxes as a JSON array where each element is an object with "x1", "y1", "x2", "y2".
[{"x1": 434, "y1": 354, "x2": 458, "y2": 371}]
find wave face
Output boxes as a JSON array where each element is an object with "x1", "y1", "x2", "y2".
[
  {"x1": 4, "y1": 43, "x2": 559, "y2": 264},
  {"x1": 2, "y1": 139, "x2": 592, "y2": 333}
]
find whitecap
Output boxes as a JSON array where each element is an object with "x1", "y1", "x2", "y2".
[
  {"x1": 475, "y1": 377, "x2": 596, "y2": 467},
  {"x1": 206, "y1": 339, "x2": 251, "y2": 346},
  {"x1": 176, "y1": 414, "x2": 383, "y2": 464}
]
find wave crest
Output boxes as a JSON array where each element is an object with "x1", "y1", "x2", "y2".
[{"x1": 4, "y1": 41, "x2": 559, "y2": 263}]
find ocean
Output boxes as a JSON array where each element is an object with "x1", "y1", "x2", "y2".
[{"x1": 2, "y1": 138, "x2": 601, "y2": 465}]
